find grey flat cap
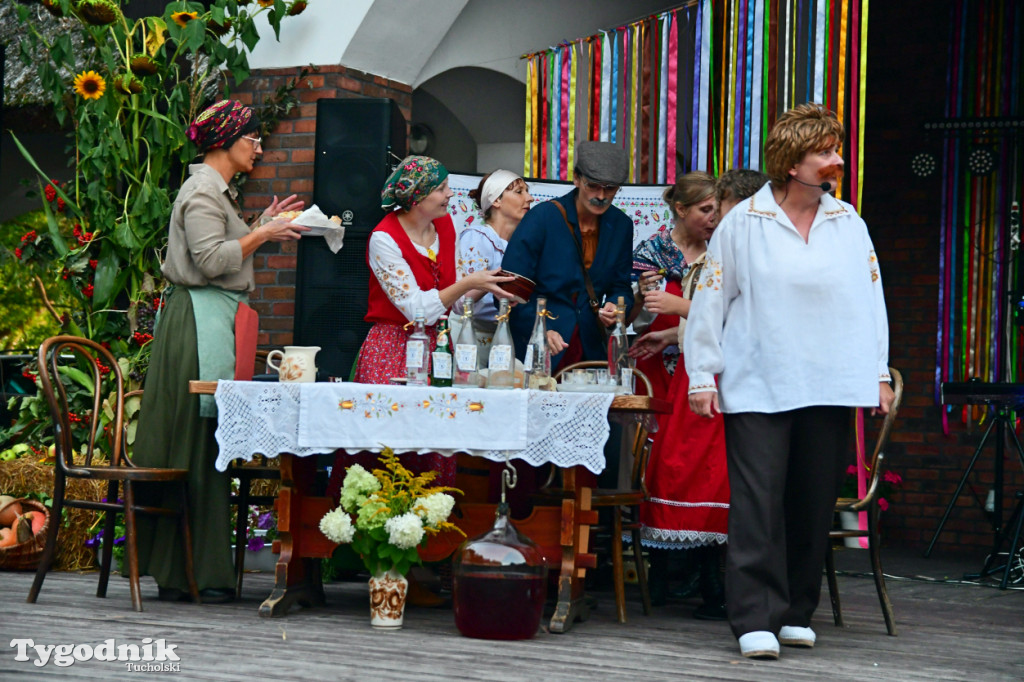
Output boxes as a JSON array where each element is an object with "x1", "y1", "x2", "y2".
[{"x1": 574, "y1": 141, "x2": 628, "y2": 185}]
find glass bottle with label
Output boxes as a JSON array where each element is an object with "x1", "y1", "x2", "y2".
[
  {"x1": 453, "y1": 297, "x2": 479, "y2": 387},
  {"x1": 406, "y1": 308, "x2": 430, "y2": 386},
  {"x1": 487, "y1": 298, "x2": 515, "y2": 389},
  {"x1": 607, "y1": 296, "x2": 633, "y2": 388},
  {"x1": 524, "y1": 296, "x2": 551, "y2": 390},
  {"x1": 431, "y1": 315, "x2": 453, "y2": 387}
]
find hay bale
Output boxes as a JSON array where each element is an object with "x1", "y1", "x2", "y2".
[{"x1": 0, "y1": 458, "x2": 105, "y2": 571}]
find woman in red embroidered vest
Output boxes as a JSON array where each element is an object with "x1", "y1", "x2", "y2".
[{"x1": 330, "y1": 156, "x2": 511, "y2": 490}]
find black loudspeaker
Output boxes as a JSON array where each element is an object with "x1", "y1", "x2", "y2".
[{"x1": 294, "y1": 98, "x2": 407, "y2": 379}]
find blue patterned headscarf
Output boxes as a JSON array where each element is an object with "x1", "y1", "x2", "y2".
[{"x1": 381, "y1": 156, "x2": 449, "y2": 211}]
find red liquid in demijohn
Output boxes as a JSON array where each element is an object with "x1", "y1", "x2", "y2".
[{"x1": 453, "y1": 572, "x2": 546, "y2": 640}]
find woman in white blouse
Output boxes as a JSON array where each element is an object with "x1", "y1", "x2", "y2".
[
  {"x1": 453, "y1": 170, "x2": 534, "y2": 345},
  {"x1": 684, "y1": 104, "x2": 895, "y2": 660}
]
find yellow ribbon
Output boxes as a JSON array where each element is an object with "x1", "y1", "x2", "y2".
[
  {"x1": 403, "y1": 320, "x2": 415, "y2": 330},
  {"x1": 857, "y1": 0, "x2": 869, "y2": 210},
  {"x1": 539, "y1": 309, "x2": 559, "y2": 321},
  {"x1": 629, "y1": 23, "x2": 640, "y2": 182},
  {"x1": 837, "y1": 0, "x2": 848, "y2": 200},
  {"x1": 495, "y1": 310, "x2": 511, "y2": 323},
  {"x1": 525, "y1": 58, "x2": 534, "y2": 176}
]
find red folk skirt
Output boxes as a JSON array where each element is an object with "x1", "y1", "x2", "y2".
[
  {"x1": 326, "y1": 322, "x2": 456, "y2": 498},
  {"x1": 639, "y1": 356, "x2": 729, "y2": 549}
]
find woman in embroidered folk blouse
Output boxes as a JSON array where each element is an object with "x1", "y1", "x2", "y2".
[
  {"x1": 454, "y1": 170, "x2": 533, "y2": 342},
  {"x1": 334, "y1": 156, "x2": 511, "y2": 488},
  {"x1": 684, "y1": 104, "x2": 894, "y2": 660}
]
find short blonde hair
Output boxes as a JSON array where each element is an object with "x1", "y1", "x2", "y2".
[{"x1": 763, "y1": 103, "x2": 845, "y2": 186}]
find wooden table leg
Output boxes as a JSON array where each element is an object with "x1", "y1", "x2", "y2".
[
  {"x1": 259, "y1": 454, "x2": 336, "y2": 618},
  {"x1": 549, "y1": 466, "x2": 598, "y2": 634}
]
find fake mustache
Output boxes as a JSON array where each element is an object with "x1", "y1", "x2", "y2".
[
  {"x1": 818, "y1": 163, "x2": 844, "y2": 180},
  {"x1": 588, "y1": 197, "x2": 612, "y2": 207}
]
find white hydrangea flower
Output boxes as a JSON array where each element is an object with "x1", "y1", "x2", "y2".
[
  {"x1": 340, "y1": 464, "x2": 381, "y2": 512},
  {"x1": 414, "y1": 493, "x2": 455, "y2": 527},
  {"x1": 319, "y1": 507, "x2": 355, "y2": 544},
  {"x1": 384, "y1": 512, "x2": 425, "y2": 550}
]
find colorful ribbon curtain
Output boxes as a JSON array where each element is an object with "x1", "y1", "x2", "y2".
[
  {"x1": 935, "y1": 0, "x2": 1024, "y2": 432},
  {"x1": 523, "y1": 0, "x2": 871, "y2": 207}
]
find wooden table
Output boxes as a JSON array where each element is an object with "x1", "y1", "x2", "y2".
[{"x1": 191, "y1": 380, "x2": 669, "y2": 632}]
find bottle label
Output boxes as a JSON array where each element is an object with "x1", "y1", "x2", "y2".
[
  {"x1": 455, "y1": 344, "x2": 477, "y2": 372},
  {"x1": 489, "y1": 345, "x2": 512, "y2": 371},
  {"x1": 406, "y1": 340, "x2": 425, "y2": 369},
  {"x1": 431, "y1": 352, "x2": 452, "y2": 379},
  {"x1": 524, "y1": 344, "x2": 535, "y2": 369}
]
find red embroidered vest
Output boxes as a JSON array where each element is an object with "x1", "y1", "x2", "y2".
[{"x1": 365, "y1": 212, "x2": 457, "y2": 326}]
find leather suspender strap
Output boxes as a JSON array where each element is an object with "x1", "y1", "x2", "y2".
[{"x1": 550, "y1": 200, "x2": 602, "y2": 315}]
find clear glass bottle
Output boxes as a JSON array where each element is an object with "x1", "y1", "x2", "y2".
[
  {"x1": 607, "y1": 295, "x2": 633, "y2": 387},
  {"x1": 487, "y1": 299, "x2": 515, "y2": 389},
  {"x1": 453, "y1": 297, "x2": 479, "y2": 387},
  {"x1": 405, "y1": 307, "x2": 430, "y2": 386},
  {"x1": 431, "y1": 315, "x2": 453, "y2": 387},
  {"x1": 524, "y1": 296, "x2": 551, "y2": 390}
]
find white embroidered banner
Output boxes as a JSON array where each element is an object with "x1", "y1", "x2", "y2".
[
  {"x1": 447, "y1": 174, "x2": 671, "y2": 250},
  {"x1": 297, "y1": 382, "x2": 528, "y2": 451}
]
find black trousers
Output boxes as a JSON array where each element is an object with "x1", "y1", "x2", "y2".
[{"x1": 723, "y1": 407, "x2": 850, "y2": 638}]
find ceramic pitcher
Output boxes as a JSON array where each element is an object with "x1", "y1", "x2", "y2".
[{"x1": 266, "y1": 346, "x2": 320, "y2": 383}]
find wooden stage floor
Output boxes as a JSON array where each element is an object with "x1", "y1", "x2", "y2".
[{"x1": 2, "y1": 546, "x2": 1021, "y2": 681}]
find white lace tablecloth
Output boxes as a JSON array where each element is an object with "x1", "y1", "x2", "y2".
[{"x1": 213, "y1": 381, "x2": 614, "y2": 473}]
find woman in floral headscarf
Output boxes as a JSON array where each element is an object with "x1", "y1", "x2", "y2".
[
  {"x1": 134, "y1": 99, "x2": 306, "y2": 604},
  {"x1": 334, "y1": 156, "x2": 511, "y2": 484}
]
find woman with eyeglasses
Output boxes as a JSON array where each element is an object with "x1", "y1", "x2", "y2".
[{"x1": 133, "y1": 100, "x2": 306, "y2": 604}]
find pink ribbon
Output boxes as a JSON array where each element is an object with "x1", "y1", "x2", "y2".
[
  {"x1": 560, "y1": 46, "x2": 570, "y2": 180},
  {"x1": 667, "y1": 10, "x2": 678, "y2": 181}
]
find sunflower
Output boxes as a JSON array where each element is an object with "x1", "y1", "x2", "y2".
[
  {"x1": 130, "y1": 55, "x2": 159, "y2": 77},
  {"x1": 114, "y1": 74, "x2": 143, "y2": 95},
  {"x1": 207, "y1": 17, "x2": 233, "y2": 37},
  {"x1": 73, "y1": 70, "x2": 107, "y2": 100},
  {"x1": 288, "y1": 1, "x2": 307, "y2": 16},
  {"x1": 170, "y1": 10, "x2": 198, "y2": 27},
  {"x1": 257, "y1": 0, "x2": 274, "y2": 7},
  {"x1": 77, "y1": 0, "x2": 120, "y2": 26}
]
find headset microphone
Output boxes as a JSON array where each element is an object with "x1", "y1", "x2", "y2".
[{"x1": 791, "y1": 176, "x2": 833, "y2": 192}]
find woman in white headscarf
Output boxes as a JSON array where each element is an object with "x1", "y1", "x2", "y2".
[{"x1": 454, "y1": 170, "x2": 534, "y2": 345}]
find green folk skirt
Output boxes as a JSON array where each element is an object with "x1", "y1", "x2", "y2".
[{"x1": 132, "y1": 287, "x2": 234, "y2": 592}]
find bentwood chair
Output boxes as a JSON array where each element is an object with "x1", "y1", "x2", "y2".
[
  {"x1": 825, "y1": 366, "x2": 904, "y2": 636},
  {"x1": 29, "y1": 336, "x2": 199, "y2": 611},
  {"x1": 536, "y1": 360, "x2": 654, "y2": 623}
]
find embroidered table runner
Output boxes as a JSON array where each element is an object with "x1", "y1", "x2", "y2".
[{"x1": 213, "y1": 381, "x2": 614, "y2": 473}]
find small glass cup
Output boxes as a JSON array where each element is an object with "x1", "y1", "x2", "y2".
[
  {"x1": 572, "y1": 368, "x2": 588, "y2": 385},
  {"x1": 620, "y1": 367, "x2": 634, "y2": 393},
  {"x1": 595, "y1": 368, "x2": 609, "y2": 385}
]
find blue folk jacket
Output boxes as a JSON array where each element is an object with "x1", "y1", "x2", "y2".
[{"x1": 501, "y1": 188, "x2": 634, "y2": 367}]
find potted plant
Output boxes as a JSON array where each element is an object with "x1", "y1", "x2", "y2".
[{"x1": 319, "y1": 449, "x2": 462, "y2": 628}]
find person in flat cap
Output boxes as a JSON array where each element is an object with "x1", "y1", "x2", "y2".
[
  {"x1": 502, "y1": 140, "x2": 634, "y2": 369},
  {"x1": 132, "y1": 100, "x2": 307, "y2": 605}
]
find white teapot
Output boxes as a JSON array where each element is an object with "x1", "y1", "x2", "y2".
[{"x1": 266, "y1": 346, "x2": 320, "y2": 383}]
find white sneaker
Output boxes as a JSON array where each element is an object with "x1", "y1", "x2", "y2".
[
  {"x1": 778, "y1": 625, "x2": 816, "y2": 648},
  {"x1": 738, "y1": 631, "x2": 780, "y2": 659}
]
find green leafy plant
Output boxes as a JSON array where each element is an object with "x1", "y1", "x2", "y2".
[{"x1": 319, "y1": 449, "x2": 463, "y2": 577}]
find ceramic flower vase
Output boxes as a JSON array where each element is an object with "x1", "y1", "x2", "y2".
[{"x1": 368, "y1": 569, "x2": 408, "y2": 628}]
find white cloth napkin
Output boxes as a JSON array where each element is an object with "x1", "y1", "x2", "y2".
[{"x1": 293, "y1": 204, "x2": 345, "y2": 253}]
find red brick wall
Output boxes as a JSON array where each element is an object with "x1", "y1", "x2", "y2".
[
  {"x1": 231, "y1": 66, "x2": 412, "y2": 346},
  {"x1": 861, "y1": 2, "x2": 1024, "y2": 555}
]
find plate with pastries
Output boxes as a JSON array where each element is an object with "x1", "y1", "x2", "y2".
[{"x1": 275, "y1": 205, "x2": 343, "y2": 237}]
